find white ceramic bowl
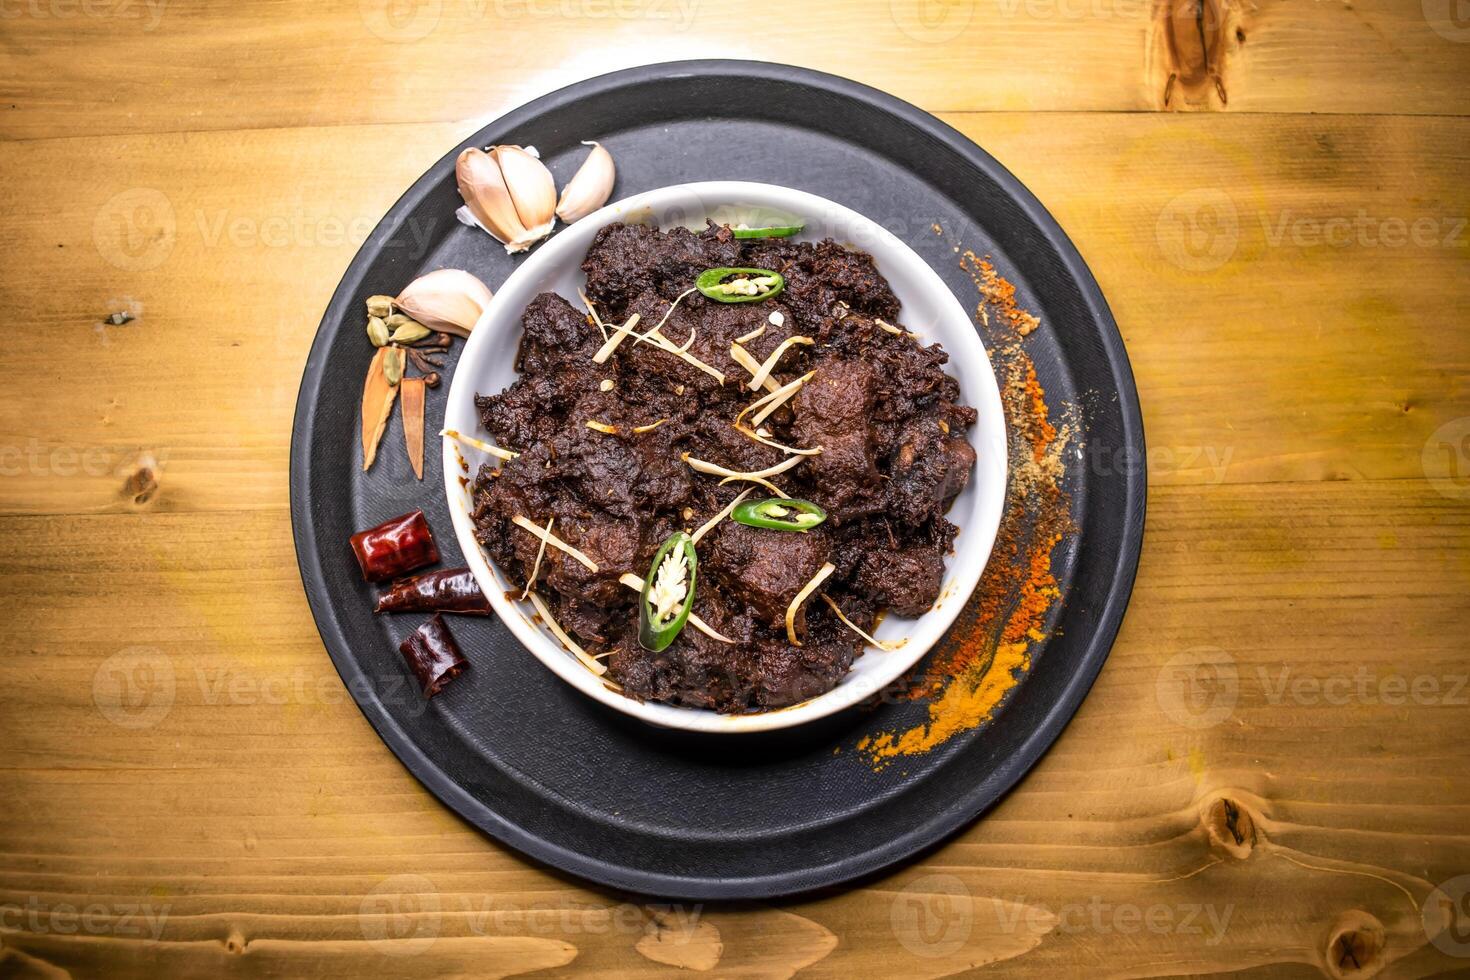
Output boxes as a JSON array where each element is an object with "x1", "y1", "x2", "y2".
[{"x1": 443, "y1": 181, "x2": 1007, "y2": 733}]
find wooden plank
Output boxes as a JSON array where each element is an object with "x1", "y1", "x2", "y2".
[
  {"x1": 947, "y1": 112, "x2": 1470, "y2": 490},
  {"x1": 0, "y1": 0, "x2": 1467, "y2": 141},
  {"x1": 5, "y1": 4, "x2": 1467, "y2": 977},
  {"x1": 1, "y1": 113, "x2": 1466, "y2": 516},
  {"x1": 0, "y1": 479, "x2": 1465, "y2": 975}
]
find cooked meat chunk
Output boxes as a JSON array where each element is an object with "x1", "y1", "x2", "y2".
[
  {"x1": 707, "y1": 522, "x2": 831, "y2": 629},
  {"x1": 583, "y1": 223, "x2": 742, "y2": 310},
  {"x1": 792, "y1": 360, "x2": 882, "y2": 518},
  {"x1": 854, "y1": 545, "x2": 945, "y2": 618},
  {"x1": 518, "y1": 292, "x2": 603, "y2": 374},
  {"x1": 888, "y1": 417, "x2": 977, "y2": 524},
  {"x1": 744, "y1": 239, "x2": 900, "y2": 323},
  {"x1": 471, "y1": 222, "x2": 976, "y2": 713}
]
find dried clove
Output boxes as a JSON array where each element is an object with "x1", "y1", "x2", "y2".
[
  {"x1": 422, "y1": 372, "x2": 441, "y2": 388},
  {"x1": 407, "y1": 348, "x2": 443, "y2": 373}
]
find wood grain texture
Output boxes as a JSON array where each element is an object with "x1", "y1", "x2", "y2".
[
  {"x1": 0, "y1": 482, "x2": 1466, "y2": 975},
  {"x1": 1, "y1": 114, "x2": 1466, "y2": 516},
  {"x1": 0, "y1": 0, "x2": 1468, "y2": 142},
  {"x1": 3, "y1": 4, "x2": 1469, "y2": 976}
]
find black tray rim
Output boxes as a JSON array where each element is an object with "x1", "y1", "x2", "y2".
[{"x1": 288, "y1": 59, "x2": 1146, "y2": 900}]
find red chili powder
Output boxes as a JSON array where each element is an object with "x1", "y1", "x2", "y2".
[{"x1": 857, "y1": 253, "x2": 1074, "y2": 767}]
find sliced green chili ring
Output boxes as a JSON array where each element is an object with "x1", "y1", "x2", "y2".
[
  {"x1": 731, "y1": 497, "x2": 828, "y2": 532},
  {"x1": 638, "y1": 531, "x2": 697, "y2": 652},
  {"x1": 695, "y1": 267, "x2": 786, "y2": 304},
  {"x1": 732, "y1": 223, "x2": 804, "y2": 239}
]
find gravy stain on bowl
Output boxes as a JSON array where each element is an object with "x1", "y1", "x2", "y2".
[{"x1": 857, "y1": 254, "x2": 1077, "y2": 769}]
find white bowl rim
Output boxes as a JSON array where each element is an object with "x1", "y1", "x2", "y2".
[{"x1": 442, "y1": 180, "x2": 1008, "y2": 734}]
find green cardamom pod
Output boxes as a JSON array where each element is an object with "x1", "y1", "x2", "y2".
[
  {"x1": 383, "y1": 347, "x2": 404, "y2": 386},
  {"x1": 366, "y1": 295, "x2": 394, "y2": 318},
  {"x1": 366, "y1": 316, "x2": 390, "y2": 347},
  {"x1": 390, "y1": 322, "x2": 431, "y2": 344}
]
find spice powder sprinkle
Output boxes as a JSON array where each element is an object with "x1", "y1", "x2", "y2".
[{"x1": 856, "y1": 252, "x2": 1075, "y2": 768}]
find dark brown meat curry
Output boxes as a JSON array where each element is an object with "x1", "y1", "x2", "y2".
[{"x1": 471, "y1": 222, "x2": 976, "y2": 712}]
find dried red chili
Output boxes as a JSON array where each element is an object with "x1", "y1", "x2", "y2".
[
  {"x1": 350, "y1": 509, "x2": 440, "y2": 583},
  {"x1": 398, "y1": 613, "x2": 469, "y2": 697},
  {"x1": 374, "y1": 568, "x2": 492, "y2": 616}
]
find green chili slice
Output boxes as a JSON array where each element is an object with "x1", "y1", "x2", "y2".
[
  {"x1": 732, "y1": 223, "x2": 804, "y2": 239},
  {"x1": 638, "y1": 532, "x2": 697, "y2": 652},
  {"x1": 696, "y1": 267, "x2": 785, "y2": 304},
  {"x1": 731, "y1": 497, "x2": 827, "y2": 532}
]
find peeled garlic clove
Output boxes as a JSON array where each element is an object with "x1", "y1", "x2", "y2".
[
  {"x1": 555, "y1": 141, "x2": 615, "y2": 224},
  {"x1": 456, "y1": 148, "x2": 531, "y2": 250},
  {"x1": 489, "y1": 145, "x2": 556, "y2": 250},
  {"x1": 395, "y1": 269, "x2": 494, "y2": 339}
]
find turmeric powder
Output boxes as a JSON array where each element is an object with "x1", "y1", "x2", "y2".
[{"x1": 858, "y1": 253, "x2": 1074, "y2": 767}]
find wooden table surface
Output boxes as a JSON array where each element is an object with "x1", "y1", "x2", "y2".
[{"x1": 3, "y1": 2, "x2": 1468, "y2": 977}]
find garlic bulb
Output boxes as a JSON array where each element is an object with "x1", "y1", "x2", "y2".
[
  {"x1": 455, "y1": 145, "x2": 556, "y2": 253},
  {"x1": 395, "y1": 269, "x2": 493, "y2": 338},
  {"x1": 556, "y1": 141, "x2": 615, "y2": 224}
]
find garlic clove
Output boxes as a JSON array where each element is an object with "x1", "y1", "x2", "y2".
[
  {"x1": 555, "y1": 140, "x2": 616, "y2": 224},
  {"x1": 456, "y1": 148, "x2": 532, "y2": 250},
  {"x1": 489, "y1": 145, "x2": 556, "y2": 250},
  {"x1": 395, "y1": 269, "x2": 494, "y2": 339}
]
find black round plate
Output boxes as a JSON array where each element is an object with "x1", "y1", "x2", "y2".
[{"x1": 289, "y1": 61, "x2": 1144, "y2": 899}]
